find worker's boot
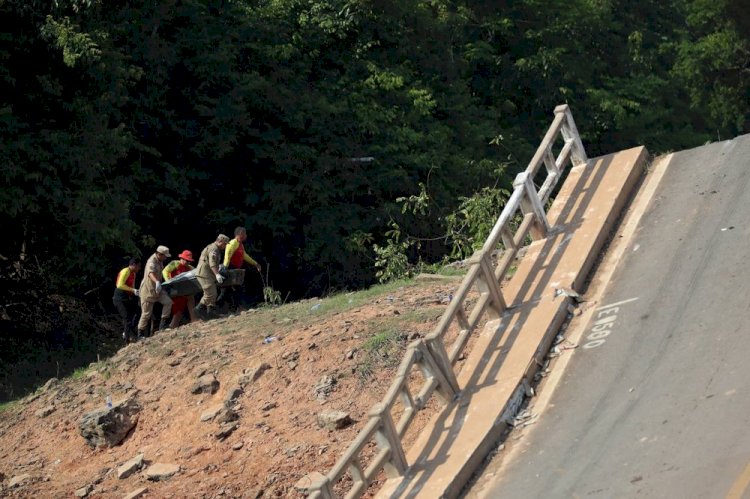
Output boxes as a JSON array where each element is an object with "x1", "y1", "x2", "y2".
[
  {"x1": 158, "y1": 317, "x2": 170, "y2": 331},
  {"x1": 136, "y1": 329, "x2": 146, "y2": 342},
  {"x1": 206, "y1": 306, "x2": 217, "y2": 320},
  {"x1": 126, "y1": 323, "x2": 138, "y2": 343},
  {"x1": 194, "y1": 303, "x2": 206, "y2": 320}
]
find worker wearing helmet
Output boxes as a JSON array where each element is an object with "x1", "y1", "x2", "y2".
[{"x1": 162, "y1": 249, "x2": 197, "y2": 328}]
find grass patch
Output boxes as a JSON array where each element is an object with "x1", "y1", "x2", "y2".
[
  {"x1": 332, "y1": 278, "x2": 415, "y2": 307},
  {"x1": 144, "y1": 341, "x2": 172, "y2": 358},
  {"x1": 241, "y1": 278, "x2": 419, "y2": 336},
  {"x1": 69, "y1": 366, "x2": 89, "y2": 380},
  {"x1": 362, "y1": 329, "x2": 399, "y2": 353},
  {"x1": 97, "y1": 361, "x2": 113, "y2": 381},
  {"x1": 435, "y1": 266, "x2": 467, "y2": 277},
  {"x1": 395, "y1": 307, "x2": 441, "y2": 324},
  {"x1": 236, "y1": 273, "x2": 454, "y2": 364},
  {"x1": 357, "y1": 329, "x2": 404, "y2": 381},
  {"x1": 0, "y1": 400, "x2": 19, "y2": 414},
  {"x1": 218, "y1": 325, "x2": 241, "y2": 336},
  {"x1": 416, "y1": 260, "x2": 468, "y2": 278}
]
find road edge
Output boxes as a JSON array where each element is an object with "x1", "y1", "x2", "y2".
[{"x1": 467, "y1": 152, "x2": 675, "y2": 497}]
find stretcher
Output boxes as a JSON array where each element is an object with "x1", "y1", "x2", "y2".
[{"x1": 161, "y1": 269, "x2": 245, "y2": 297}]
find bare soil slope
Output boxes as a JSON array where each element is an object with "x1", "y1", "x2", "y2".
[{"x1": 0, "y1": 276, "x2": 476, "y2": 498}]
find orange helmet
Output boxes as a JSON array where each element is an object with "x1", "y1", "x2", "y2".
[{"x1": 178, "y1": 250, "x2": 194, "y2": 262}]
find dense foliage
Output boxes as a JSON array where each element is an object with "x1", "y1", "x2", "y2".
[{"x1": 0, "y1": 0, "x2": 748, "y2": 398}]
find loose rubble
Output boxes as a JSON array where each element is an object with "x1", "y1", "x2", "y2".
[
  {"x1": 117, "y1": 453, "x2": 144, "y2": 479},
  {"x1": 191, "y1": 374, "x2": 219, "y2": 395},
  {"x1": 317, "y1": 410, "x2": 353, "y2": 430},
  {"x1": 145, "y1": 463, "x2": 180, "y2": 481}
]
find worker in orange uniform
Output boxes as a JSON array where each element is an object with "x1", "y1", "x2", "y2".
[
  {"x1": 224, "y1": 226, "x2": 262, "y2": 272},
  {"x1": 223, "y1": 226, "x2": 262, "y2": 310},
  {"x1": 162, "y1": 249, "x2": 198, "y2": 328},
  {"x1": 113, "y1": 257, "x2": 141, "y2": 342}
]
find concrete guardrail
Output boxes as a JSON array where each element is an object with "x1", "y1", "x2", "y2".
[{"x1": 306, "y1": 104, "x2": 588, "y2": 499}]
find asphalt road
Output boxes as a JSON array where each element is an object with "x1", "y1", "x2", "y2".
[{"x1": 468, "y1": 134, "x2": 750, "y2": 499}]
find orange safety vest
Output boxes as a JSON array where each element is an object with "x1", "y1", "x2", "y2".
[
  {"x1": 229, "y1": 242, "x2": 246, "y2": 269},
  {"x1": 169, "y1": 262, "x2": 192, "y2": 278},
  {"x1": 115, "y1": 267, "x2": 136, "y2": 293}
]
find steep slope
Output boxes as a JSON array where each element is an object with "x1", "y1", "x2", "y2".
[{"x1": 0, "y1": 276, "x2": 478, "y2": 498}]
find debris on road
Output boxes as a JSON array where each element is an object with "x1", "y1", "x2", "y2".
[
  {"x1": 510, "y1": 409, "x2": 538, "y2": 428},
  {"x1": 554, "y1": 287, "x2": 584, "y2": 303}
]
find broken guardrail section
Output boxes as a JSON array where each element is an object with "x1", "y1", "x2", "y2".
[{"x1": 306, "y1": 104, "x2": 588, "y2": 499}]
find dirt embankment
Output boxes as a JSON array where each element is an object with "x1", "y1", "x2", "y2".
[{"x1": 0, "y1": 278, "x2": 475, "y2": 498}]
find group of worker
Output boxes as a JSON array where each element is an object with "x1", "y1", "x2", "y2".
[{"x1": 112, "y1": 227, "x2": 261, "y2": 342}]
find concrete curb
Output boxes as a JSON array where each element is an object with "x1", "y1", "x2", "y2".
[{"x1": 468, "y1": 151, "x2": 675, "y2": 497}]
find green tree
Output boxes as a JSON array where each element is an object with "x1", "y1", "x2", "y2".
[{"x1": 672, "y1": 0, "x2": 750, "y2": 135}]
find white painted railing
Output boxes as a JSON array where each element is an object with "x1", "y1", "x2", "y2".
[{"x1": 306, "y1": 104, "x2": 587, "y2": 499}]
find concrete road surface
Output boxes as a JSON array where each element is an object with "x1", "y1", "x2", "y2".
[{"x1": 467, "y1": 134, "x2": 750, "y2": 499}]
